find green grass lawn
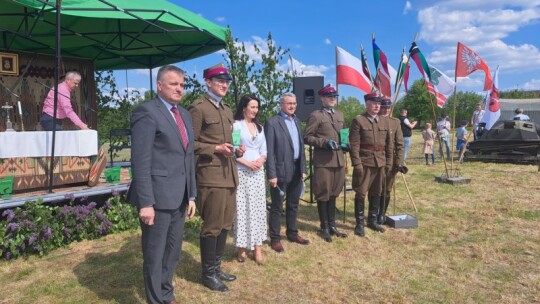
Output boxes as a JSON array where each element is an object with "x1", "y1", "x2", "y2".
[{"x1": 1, "y1": 131, "x2": 539, "y2": 303}]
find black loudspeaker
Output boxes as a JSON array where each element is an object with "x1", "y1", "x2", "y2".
[{"x1": 293, "y1": 76, "x2": 324, "y2": 122}]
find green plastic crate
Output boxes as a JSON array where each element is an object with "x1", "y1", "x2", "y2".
[
  {"x1": 0, "y1": 175, "x2": 14, "y2": 199},
  {"x1": 104, "y1": 166, "x2": 121, "y2": 184}
]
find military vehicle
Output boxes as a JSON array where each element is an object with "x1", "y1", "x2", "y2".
[{"x1": 466, "y1": 120, "x2": 540, "y2": 164}]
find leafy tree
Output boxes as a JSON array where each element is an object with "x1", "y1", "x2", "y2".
[
  {"x1": 95, "y1": 70, "x2": 141, "y2": 145},
  {"x1": 444, "y1": 91, "x2": 483, "y2": 126},
  {"x1": 250, "y1": 33, "x2": 293, "y2": 121},
  {"x1": 337, "y1": 96, "x2": 365, "y2": 127},
  {"x1": 222, "y1": 30, "x2": 292, "y2": 123},
  {"x1": 95, "y1": 29, "x2": 293, "y2": 140},
  {"x1": 500, "y1": 89, "x2": 539, "y2": 99},
  {"x1": 180, "y1": 73, "x2": 205, "y2": 108},
  {"x1": 222, "y1": 27, "x2": 255, "y2": 109},
  {"x1": 394, "y1": 79, "x2": 435, "y2": 126}
]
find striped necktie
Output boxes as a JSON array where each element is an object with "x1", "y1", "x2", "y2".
[{"x1": 170, "y1": 106, "x2": 188, "y2": 150}]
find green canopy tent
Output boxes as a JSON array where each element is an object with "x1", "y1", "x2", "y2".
[
  {"x1": 0, "y1": 0, "x2": 227, "y2": 70},
  {"x1": 0, "y1": 0, "x2": 227, "y2": 192}
]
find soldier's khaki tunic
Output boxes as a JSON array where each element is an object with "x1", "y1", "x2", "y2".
[
  {"x1": 304, "y1": 109, "x2": 346, "y2": 201},
  {"x1": 382, "y1": 117, "x2": 404, "y2": 196},
  {"x1": 188, "y1": 93, "x2": 238, "y2": 237},
  {"x1": 349, "y1": 113, "x2": 392, "y2": 198}
]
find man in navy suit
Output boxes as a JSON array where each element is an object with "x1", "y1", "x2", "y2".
[
  {"x1": 265, "y1": 92, "x2": 309, "y2": 253},
  {"x1": 128, "y1": 65, "x2": 196, "y2": 304}
]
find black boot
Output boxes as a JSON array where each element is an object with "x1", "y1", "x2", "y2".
[
  {"x1": 378, "y1": 196, "x2": 391, "y2": 225},
  {"x1": 200, "y1": 236, "x2": 228, "y2": 292},
  {"x1": 215, "y1": 229, "x2": 236, "y2": 282},
  {"x1": 328, "y1": 198, "x2": 347, "y2": 238},
  {"x1": 317, "y1": 201, "x2": 332, "y2": 242},
  {"x1": 354, "y1": 197, "x2": 365, "y2": 237},
  {"x1": 367, "y1": 196, "x2": 385, "y2": 233}
]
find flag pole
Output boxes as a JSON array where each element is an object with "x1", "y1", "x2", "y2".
[
  {"x1": 360, "y1": 44, "x2": 375, "y2": 92},
  {"x1": 425, "y1": 81, "x2": 451, "y2": 177},
  {"x1": 390, "y1": 47, "x2": 410, "y2": 115},
  {"x1": 371, "y1": 33, "x2": 383, "y2": 95},
  {"x1": 390, "y1": 31, "x2": 418, "y2": 115},
  {"x1": 448, "y1": 42, "x2": 462, "y2": 176},
  {"x1": 336, "y1": 46, "x2": 347, "y2": 224}
]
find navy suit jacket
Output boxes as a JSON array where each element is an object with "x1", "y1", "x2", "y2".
[
  {"x1": 127, "y1": 98, "x2": 196, "y2": 209},
  {"x1": 264, "y1": 114, "x2": 306, "y2": 184}
]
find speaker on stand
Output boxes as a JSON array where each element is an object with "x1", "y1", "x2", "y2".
[{"x1": 293, "y1": 76, "x2": 324, "y2": 204}]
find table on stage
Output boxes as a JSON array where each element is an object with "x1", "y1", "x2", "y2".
[{"x1": 0, "y1": 130, "x2": 98, "y2": 192}]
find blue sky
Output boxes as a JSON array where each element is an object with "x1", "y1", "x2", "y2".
[{"x1": 116, "y1": 0, "x2": 540, "y2": 103}]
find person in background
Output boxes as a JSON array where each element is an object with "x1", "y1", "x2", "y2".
[
  {"x1": 127, "y1": 65, "x2": 196, "y2": 304},
  {"x1": 189, "y1": 63, "x2": 246, "y2": 292},
  {"x1": 232, "y1": 94, "x2": 267, "y2": 265},
  {"x1": 456, "y1": 120, "x2": 468, "y2": 162},
  {"x1": 437, "y1": 114, "x2": 451, "y2": 160},
  {"x1": 265, "y1": 92, "x2": 309, "y2": 253},
  {"x1": 304, "y1": 84, "x2": 347, "y2": 243},
  {"x1": 40, "y1": 71, "x2": 89, "y2": 131},
  {"x1": 513, "y1": 108, "x2": 530, "y2": 121},
  {"x1": 422, "y1": 122, "x2": 436, "y2": 165},
  {"x1": 398, "y1": 108, "x2": 416, "y2": 162},
  {"x1": 470, "y1": 103, "x2": 484, "y2": 140}
]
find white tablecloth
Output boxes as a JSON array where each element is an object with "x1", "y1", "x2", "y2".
[{"x1": 0, "y1": 130, "x2": 98, "y2": 158}]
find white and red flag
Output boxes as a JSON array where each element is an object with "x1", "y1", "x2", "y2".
[
  {"x1": 480, "y1": 66, "x2": 501, "y2": 130},
  {"x1": 456, "y1": 42, "x2": 492, "y2": 91},
  {"x1": 336, "y1": 46, "x2": 373, "y2": 93}
]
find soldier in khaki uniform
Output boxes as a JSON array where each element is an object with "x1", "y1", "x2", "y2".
[
  {"x1": 349, "y1": 92, "x2": 392, "y2": 236},
  {"x1": 371, "y1": 97, "x2": 406, "y2": 225},
  {"x1": 188, "y1": 64, "x2": 245, "y2": 292},
  {"x1": 304, "y1": 84, "x2": 347, "y2": 242}
]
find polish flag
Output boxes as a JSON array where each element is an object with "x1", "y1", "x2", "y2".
[{"x1": 336, "y1": 46, "x2": 373, "y2": 93}]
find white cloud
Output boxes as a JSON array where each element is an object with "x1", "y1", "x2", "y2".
[
  {"x1": 521, "y1": 78, "x2": 540, "y2": 90},
  {"x1": 403, "y1": 1, "x2": 412, "y2": 14},
  {"x1": 417, "y1": 1, "x2": 540, "y2": 81},
  {"x1": 134, "y1": 68, "x2": 159, "y2": 80},
  {"x1": 283, "y1": 56, "x2": 330, "y2": 77},
  {"x1": 216, "y1": 16, "x2": 226, "y2": 23},
  {"x1": 324, "y1": 38, "x2": 332, "y2": 45}
]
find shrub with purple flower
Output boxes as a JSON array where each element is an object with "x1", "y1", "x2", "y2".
[{"x1": 1, "y1": 194, "x2": 139, "y2": 260}]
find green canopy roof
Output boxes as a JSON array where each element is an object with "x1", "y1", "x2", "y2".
[{"x1": 0, "y1": 0, "x2": 227, "y2": 70}]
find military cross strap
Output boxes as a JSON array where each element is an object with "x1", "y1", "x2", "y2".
[{"x1": 171, "y1": 106, "x2": 189, "y2": 150}]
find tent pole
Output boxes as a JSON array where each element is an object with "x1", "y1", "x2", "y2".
[
  {"x1": 48, "y1": 0, "x2": 62, "y2": 193},
  {"x1": 149, "y1": 67, "x2": 154, "y2": 99}
]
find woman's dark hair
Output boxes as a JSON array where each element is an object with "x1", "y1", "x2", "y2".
[{"x1": 234, "y1": 94, "x2": 262, "y2": 132}]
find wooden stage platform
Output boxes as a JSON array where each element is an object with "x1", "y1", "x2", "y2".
[{"x1": 0, "y1": 163, "x2": 131, "y2": 209}]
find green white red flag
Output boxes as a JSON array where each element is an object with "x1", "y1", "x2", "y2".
[
  {"x1": 409, "y1": 41, "x2": 431, "y2": 82},
  {"x1": 456, "y1": 42, "x2": 492, "y2": 91},
  {"x1": 427, "y1": 64, "x2": 455, "y2": 108},
  {"x1": 336, "y1": 46, "x2": 373, "y2": 93},
  {"x1": 395, "y1": 49, "x2": 409, "y2": 93}
]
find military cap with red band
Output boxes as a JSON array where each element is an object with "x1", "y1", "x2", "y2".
[
  {"x1": 380, "y1": 97, "x2": 392, "y2": 107},
  {"x1": 318, "y1": 84, "x2": 339, "y2": 97},
  {"x1": 364, "y1": 92, "x2": 384, "y2": 102},
  {"x1": 203, "y1": 63, "x2": 232, "y2": 80}
]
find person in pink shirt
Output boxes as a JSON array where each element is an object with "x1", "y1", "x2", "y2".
[{"x1": 40, "y1": 71, "x2": 89, "y2": 131}]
